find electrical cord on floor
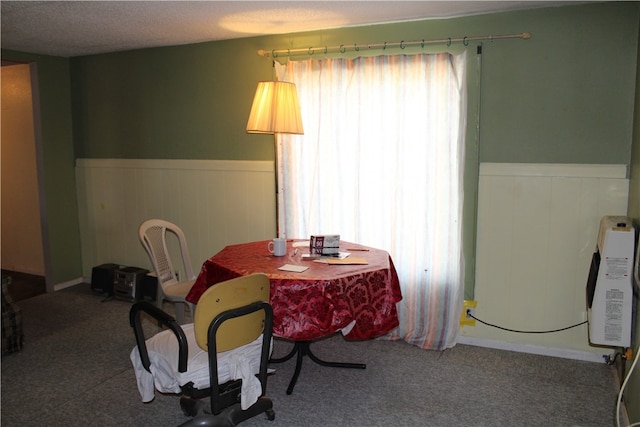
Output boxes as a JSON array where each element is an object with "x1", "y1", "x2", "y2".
[
  {"x1": 616, "y1": 346, "x2": 640, "y2": 427},
  {"x1": 466, "y1": 309, "x2": 639, "y2": 426},
  {"x1": 467, "y1": 309, "x2": 640, "y2": 426},
  {"x1": 466, "y1": 309, "x2": 587, "y2": 334}
]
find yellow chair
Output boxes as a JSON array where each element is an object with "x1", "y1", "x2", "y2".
[{"x1": 130, "y1": 273, "x2": 274, "y2": 426}]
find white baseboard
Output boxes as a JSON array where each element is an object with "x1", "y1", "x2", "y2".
[
  {"x1": 53, "y1": 277, "x2": 84, "y2": 291},
  {"x1": 457, "y1": 335, "x2": 613, "y2": 364}
]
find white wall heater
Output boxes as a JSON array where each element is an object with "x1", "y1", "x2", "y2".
[{"x1": 586, "y1": 216, "x2": 635, "y2": 348}]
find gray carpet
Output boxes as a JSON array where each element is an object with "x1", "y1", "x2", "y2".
[{"x1": 1, "y1": 284, "x2": 619, "y2": 426}]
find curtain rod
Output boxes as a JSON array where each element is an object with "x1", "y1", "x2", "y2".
[{"x1": 258, "y1": 32, "x2": 531, "y2": 58}]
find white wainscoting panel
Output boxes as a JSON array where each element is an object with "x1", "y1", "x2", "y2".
[
  {"x1": 461, "y1": 163, "x2": 629, "y2": 357},
  {"x1": 76, "y1": 159, "x2": 276, "y2": 279}
]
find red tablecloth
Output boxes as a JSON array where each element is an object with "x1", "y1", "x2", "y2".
[{"x1": 187, "y1": 240, "x2": 402, "y2": 341}]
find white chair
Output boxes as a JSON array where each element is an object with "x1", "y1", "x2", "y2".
[{"x1": 139, "y1": 219, "x2": 196, "y2": 324}]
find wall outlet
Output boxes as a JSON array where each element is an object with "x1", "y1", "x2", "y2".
[{"x1": 460, "y1": 300, "x2": 477, "y2": 327}]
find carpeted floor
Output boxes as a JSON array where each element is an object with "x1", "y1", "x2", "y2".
[{"x1": 1, "y1": 284, "x2": 620, "y2": 426}]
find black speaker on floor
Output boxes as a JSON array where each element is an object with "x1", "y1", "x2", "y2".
[
  {"x1": 140, "y1": 273, "x2": 158, "y2": 302},
  {"x1": 90, "y1": 263, "x2": 120, "y2": 295}
]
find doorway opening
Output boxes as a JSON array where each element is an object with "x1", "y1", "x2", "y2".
[{"x1": 1, "y1": 61, "x2": 48, "y2": 296}]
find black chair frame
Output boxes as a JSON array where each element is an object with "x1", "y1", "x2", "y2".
[{"x1": 130, "y1": 300, "x2": 275, "y2": 426}]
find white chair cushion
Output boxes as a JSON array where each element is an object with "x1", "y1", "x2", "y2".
[{"x1": 130, "y1": 323, "x2": 270, "y2": 409}]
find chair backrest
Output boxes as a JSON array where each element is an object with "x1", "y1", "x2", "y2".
[
  {"x1": 194, "y1": 273, "x2": 270, "y2": 353},
  {"x1": 138, "y1": 219, "x2": 195, "y2": 289}
]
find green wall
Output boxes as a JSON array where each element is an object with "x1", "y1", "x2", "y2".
[
  {"x1": 70, "y1": 37, "x2": 275, "y2": 160},
  {"x1": 479, "y1": 4, "x2": 637, "y2": 163},
  {"x1": 70, "y1": 2, "x2": 638, "y2": 164},
  {"x1": 0, "y1": 50, "x2": 81, "y2": 287}
]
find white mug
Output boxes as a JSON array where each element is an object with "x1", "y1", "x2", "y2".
[{"x1": 268, "y1": 238, "x2": 287, "y2": 256}]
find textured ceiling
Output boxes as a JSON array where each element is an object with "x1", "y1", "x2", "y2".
[{"x1": 1, "y1": 1, "x2": 588, "y2": 57}]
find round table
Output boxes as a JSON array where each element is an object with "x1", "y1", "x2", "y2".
[{"x1": 187, "y1": 239, "x2": 403, "y2": 394}]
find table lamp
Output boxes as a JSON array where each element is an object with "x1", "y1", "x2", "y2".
[{"x1": 246, "y1": 80, "x2": 304, "y2": 235}]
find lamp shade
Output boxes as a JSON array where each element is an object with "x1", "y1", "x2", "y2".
[{"x1": 246, "y1": 81, "x2": 304, "y2": 135}]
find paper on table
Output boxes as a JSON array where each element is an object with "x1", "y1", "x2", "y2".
[
  {"x1": 292, "y1": 241, "x2": 310, "y2": 247},
  {"x1": 314, "y1": 257, "x2": 368, "y2": 265},
  {"x1": 278, "y1": 264, "x2": 309, "y2": 272}
]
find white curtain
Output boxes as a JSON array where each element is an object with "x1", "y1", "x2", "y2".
[{"x1": 276, "y1": 52, "x2": 467, "y2": 350}]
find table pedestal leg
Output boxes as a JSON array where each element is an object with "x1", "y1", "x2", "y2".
[{"x1": 270, "y1": 340, "x2": 366, "y2": 395}]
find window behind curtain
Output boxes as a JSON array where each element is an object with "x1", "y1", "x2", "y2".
[{"x1": 277, "y1": 52, "x2": 467, "y2": 350}]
